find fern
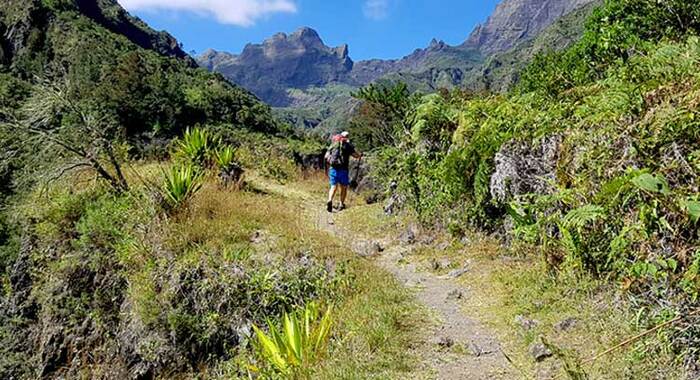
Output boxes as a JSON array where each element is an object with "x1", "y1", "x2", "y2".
[{"x1": 562, "y1": 205, "x2": 606, "y2": 230}]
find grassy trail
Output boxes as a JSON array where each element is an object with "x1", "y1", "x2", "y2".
[
  {"x1": 248, "y1": 173, "x2": 518, "y2": 379},
  {"x1": 245, "y1": 172, "x2": 686, "y2": 380}
]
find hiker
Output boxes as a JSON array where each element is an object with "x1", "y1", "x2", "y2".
[{"x1": 325, "y1": 131, "x2": 361, "y2": 212}]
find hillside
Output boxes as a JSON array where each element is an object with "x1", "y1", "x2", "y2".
[
  {"x1": 466, "y1": 0, "x2": 601, "y2": 92},
  {"x1": 3, "y1": 0, "x2": 700, "y2": 379},
  {"x1": 347, "y1": 0, "x2": 700, "y2": 376},
  {"x1": 199, "y1": 0, "x2": 598, "y2": 133},
  {"x1": 462, "y1": 0, "x2": 596, "y2": 54}
]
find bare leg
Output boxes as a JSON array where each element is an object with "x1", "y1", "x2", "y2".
[
  {"x1": 328, "y1": 185, "x2": 338, "y2": 203},
  {"x1": 340, "y1": 185, "x2": 348, "y2": 206}
]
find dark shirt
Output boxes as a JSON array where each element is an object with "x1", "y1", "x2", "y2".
[{"x1": 330, "y1": 141, "x2": 355, "y2": 171}]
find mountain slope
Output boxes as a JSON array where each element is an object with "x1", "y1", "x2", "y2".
[
  {"x1": 463, "y1": 0, "x2": 596, "y2": 54},
  {"x1": 0, "y1": 0, "x2": 277, "y2": 137},
  {"x1": 466, "y1": 0, "x2": 601, "y2": 92},
  {"x1": 198, "y1": 27, "x2": 353, "y2": 106},
  {"x1": 0, "y1": 0, "x2": 283, "y2": 378}
]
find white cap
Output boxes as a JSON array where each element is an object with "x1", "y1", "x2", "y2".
[{"x1": 340, "y1": 131, "x2": 350, "y2": 137}]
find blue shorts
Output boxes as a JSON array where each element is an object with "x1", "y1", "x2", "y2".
[{"x1": 329, "y1": 168, "x2": 350, "y2": 186}]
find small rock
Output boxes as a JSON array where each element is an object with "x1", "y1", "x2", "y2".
[
  {"x1": 446, "y1": 289, "x2": 463, "y2": 300},
  {"x1": 514, "y1": 315, "x2": 539, "y2": 330},
  {"x1": 554, "y1": 317, "x2": 578, "y2": 332},
  {"x1": 352, "y1": 240, "x2": 383, "y2": 257},
  {"x1": 436, "y1": 241, "x2": 450, "y2": 251},
  {"x1": 250, "y1": 230, "x2": 262, "y2": 243},
  {"x1": 468, "y1": 342, "x2": 495, "y2": 357},
  {"x1": 436, "y1": 336, "x2": 454, "y2": 349},
  {"x1": 399, "y1": 228, "x2": 416, "y2": 245},
  {"x1": 384, "y1": 193, "x2": 403, "y2": 215},
  {"x1": 529, "y1": 343, "x2": 553, "y2": 362},
  {"x1": 431, "y1": 258, "x2": 452, "y2": 270},
  {"x1": 448, "y1": 267, "x2": 469, "y2": 278}
]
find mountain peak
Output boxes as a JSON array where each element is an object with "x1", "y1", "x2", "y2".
[
  {"x1": 463, "y1": 0, "x2": 596, "y2": 54},
  {"x1": 196, "y1": 27, "x2": 354, "y2": 106},
  {"x1": 291, "y1": 26, "x2": 321, "y2": 41}
]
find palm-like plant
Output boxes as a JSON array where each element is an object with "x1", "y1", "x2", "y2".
[
  {"x1": 175, "y1": 127, "x2": 211, "y2": 166},
  {"x1": 162, "y1": 164, "x2": 203, "y2": 210},
  {"x1": 252, "y1": 302, "x2": 333, "y2": 375},
  {"x1": 214, "y1": 146, "x2": 235, "y2": 170}
]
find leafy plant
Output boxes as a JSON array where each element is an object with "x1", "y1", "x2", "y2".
[
  {"x1": 252, "y1": 302, "x2": 333, "y2": 375},
  {"x1": 214, "y1": 146, "x2": 236, "y2": 171},
  {"x1": 175, "y1": 127, "x2": 211, "y2": 167},
  {"x1": 631, "y1": 173, "x2": 670, "y2": 195},
  {"x1": 161, "y1": 164, "x2": 203, "y2": 210},
  {"x1": 680, "y1": 198, "x2": 700, "y2": 224}
]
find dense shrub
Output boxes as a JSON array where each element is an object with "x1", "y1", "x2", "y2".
[
  {"x1": 352, "y1": 0, "x2": 700, "y2": 366},
  {"x1": 518, "y1": 0, "x2": 700, "y2": 95}
]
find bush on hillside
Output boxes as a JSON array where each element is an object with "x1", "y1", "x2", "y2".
[{"x1": 351, "y1": 0, "x2": 700, "y2": 367}]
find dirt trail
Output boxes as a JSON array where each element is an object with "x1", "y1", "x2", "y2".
[{"x1": 251, "y1": 176, "x2": 519, "y2": 379}]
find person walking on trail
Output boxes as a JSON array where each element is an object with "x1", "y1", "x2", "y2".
[{"x1": 325, "y1": 131, "x2": 362, "y2": 213}]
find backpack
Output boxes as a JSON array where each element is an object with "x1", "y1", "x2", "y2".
[{"x1": 327, "y1": 140, "x2": 346, "y2": 168}]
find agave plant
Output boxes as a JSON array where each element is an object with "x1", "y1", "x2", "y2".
[
  {"x1": 251, "y1": 302, "x2": 333, "y2": 375},
  {"x1": 214, "y1": 146, "x2": 236, "y2": 170},
  {"x1": 162, "y1": 164, "x2": 203, "y2": 210},
  {"x1": 175, "y1": 127, "x2": 211, "y2": 166}
]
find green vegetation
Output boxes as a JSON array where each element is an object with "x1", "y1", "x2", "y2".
[
  {"x1": 251, "y1": 302, "x2": 333, "y2": 376},
  {"x1": 174, "y1": 127, "x2": 213, "y2": 167},
  {"x1": 349, "y1": 0, "x2": 700, "y2": 374},
  {"x1": 214, "y1": 146, "x2": 237, "y2": 171},
  {"x1": 161, "y1": 164, "x2": 203, "y2": 211},
  {"x1": 3, "y1": 0, "x2": 700, "y2": 378}
]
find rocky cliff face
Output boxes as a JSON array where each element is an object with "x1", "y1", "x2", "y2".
[
  {"x1": 463, "y1": 0, "x2": 596, "y2": 54},
  {"x1": 199, "y1": 31, "x2": 484, "y2": 106},
  {"x1": 198, "y1": 27, "x2": 354, "y2": 106}
]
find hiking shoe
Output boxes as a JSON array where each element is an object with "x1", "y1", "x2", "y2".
[
  {"x1": 338, "y1": 203, "x2": 347, "y2": 211},
  {"x1": 326, "y1": 201, "x2": 333, "y2": 213}
]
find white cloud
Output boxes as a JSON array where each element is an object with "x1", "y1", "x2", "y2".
[
  {"x1": 119, "y1": 0, "x2": 297, "y2": 27},
  {"x1": 362, "y1": 0, "x2": 390, "y2": 21}
]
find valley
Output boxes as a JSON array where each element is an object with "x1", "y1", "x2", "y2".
[{"x1": 1, "y1": 0, "x2": 700, "y2": 379}]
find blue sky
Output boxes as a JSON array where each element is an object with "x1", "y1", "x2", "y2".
[{"x1": 119, "y1": 0, "x2": 500, "y2": 60}]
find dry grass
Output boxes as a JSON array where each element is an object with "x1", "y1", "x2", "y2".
[
  {"x1": 163, "y1": 173, "x2": 427, "y2": 379},
  {"x1": 334, "y1": 199, "x2": 685, "y2": 380}
]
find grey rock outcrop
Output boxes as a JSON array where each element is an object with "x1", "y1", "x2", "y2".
[
  {"x1": 463, "y1": 0, "x2": 596, "y2": 54},
  {"x1": 529, "y1": 341, "x2": 553, "y2": 362},
  {"x1": 197, "y1": 27, "x2": 355, "y2": 106},
  {"x1": 490, "y1": 135, "x2": 562, "y2": 204}
]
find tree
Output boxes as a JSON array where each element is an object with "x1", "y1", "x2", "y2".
[
  {"x1": 350, "y1": 82, "x2": 417, "y2": 150},
  {"x1": 6, "y1": 79, "x2": 129, "y2": 193}
]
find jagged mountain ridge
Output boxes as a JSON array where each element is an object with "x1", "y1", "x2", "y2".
[
  {"x1": 199, "y1": 27, "x2": 354, "y2": 106},
  {"x1": 198, "y1": 0, "x2": 596, "y2": 108},
  {"x1": 197, "y1": 29, "x2": 482, "y2": 106}
]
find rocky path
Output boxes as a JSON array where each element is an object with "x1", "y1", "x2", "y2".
[{"x1": 250, "y1": 176, "x2": 519, "y2": 379}]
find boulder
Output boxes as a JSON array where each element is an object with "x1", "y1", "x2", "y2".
[
  {"x1": 554, "y1": 317, "x2": 578, "y2": 332},
  {"x1": 490, "y1": 134, "x2": 562, "y2": 204},
  {"x1": 514, "y1": 315, "x2": 540, "y2": 330},
  {"x1": 529, "y1": 342, "x2": 553, "y2": 362},
  {"x1": 219, "y1": 164, "x2": 245, "y2": 188},
  {"x1": 351, "y1": 240, "x2": 383, "y2": 257},
  {"x1": 293, "y1": 151, "x2": 325, "y2": 171}
]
